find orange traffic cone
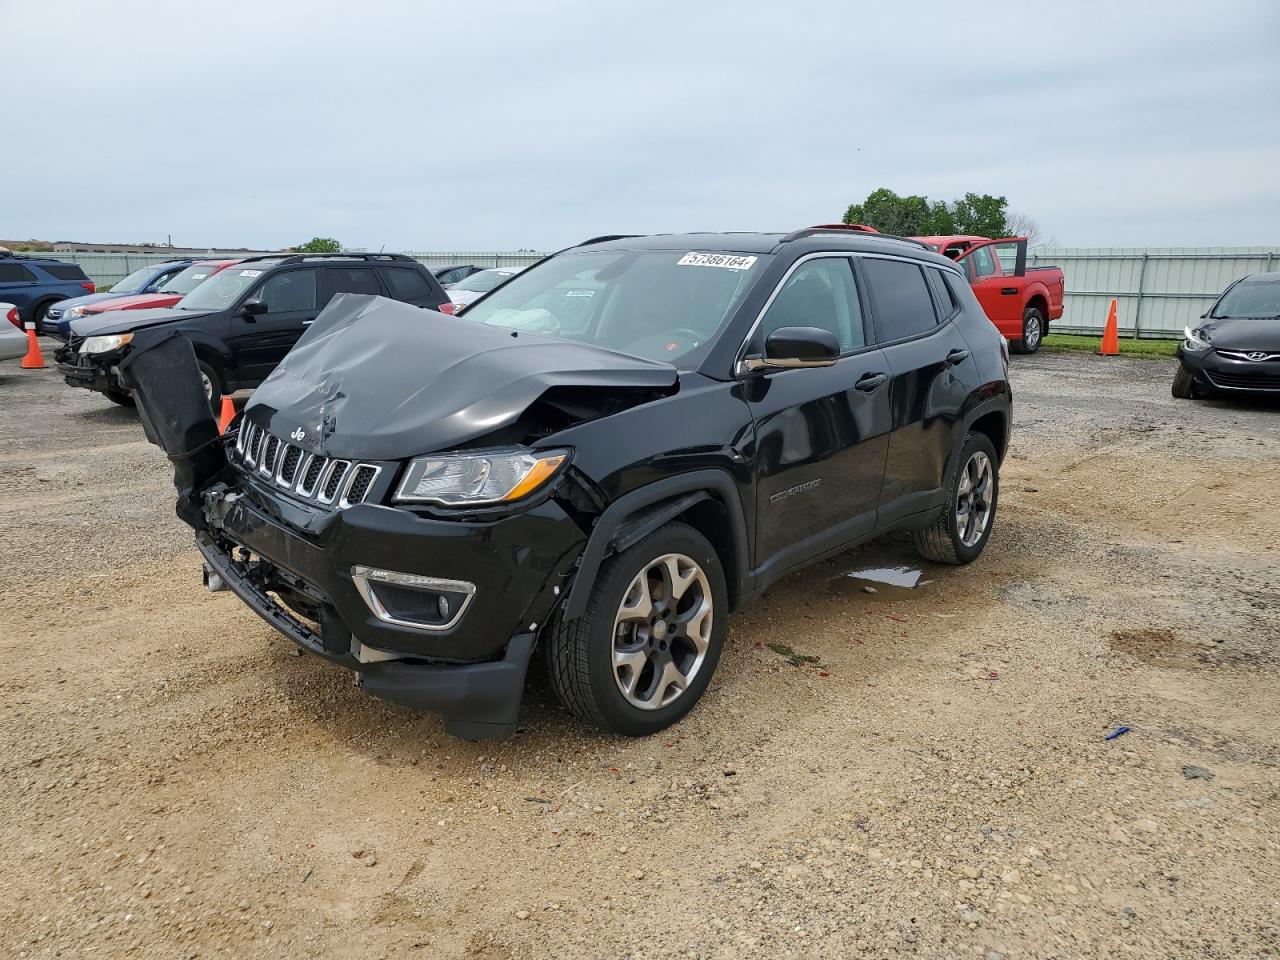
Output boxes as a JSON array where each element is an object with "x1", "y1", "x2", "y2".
[
  {"x1": 19, "y1": 324, "x2": 46, "y2": 369},
  {"x1": 217, "y1": 394, "x2": 236, "y2": 434},
  {"x1": 1099, "y1": 299, "x2": 1120, "y2": 356}
]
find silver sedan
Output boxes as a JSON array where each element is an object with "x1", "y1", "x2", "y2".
[{"x1": 0, "y1": 304, "x2": 28, "y2": 363}]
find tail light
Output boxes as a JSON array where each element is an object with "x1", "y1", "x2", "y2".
[
  {"x1": 81, "y1": 281, "x2": 96, "y2": 293},
  {"x1": 6, "y1": 306, "x2": 20, "y2": 329},
  {"x1": 437, "y1": 302, "x2": 456, "y2": 315}
]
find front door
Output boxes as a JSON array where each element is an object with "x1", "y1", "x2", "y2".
[
  {"x1": 226, "y1": 267, "x2": 319, "y2": 385},
  {"x1": 743, "y1": 256, "x2": 892, "y2": 581},
  {"x1": 957, "y1": 238, "x2": 1026, "y2": 336}
]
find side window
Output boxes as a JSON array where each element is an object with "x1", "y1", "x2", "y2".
[
  {"x1": 435, "y1": 267, "x2": 462, "y2": 285},
  {"x1": 381, "y1": 267, "x2": 434, "y2": 301},
  {"x1": 925, "y1": 268, "x2": 960, "y2": 320},
  {"x1": 44, "y1": 264, "x2": 90, "y2": 281},
  {"x1": 862, "y1": 258, "x2": 939, "y2": 340},
  {"x1": 759, "y1": 257, "x2": 864, "y2": 354},
  {"x1": 0, "y1": 263, "x2": 37, "y2": 283},
  {"x1": 256, "y1": 269, "x2": 317, "y2": 312},
  {"x1": 993, "y1": 242, "x2": 1021, "y2": 276},
  {"x1": 968, "y1": 247, "x2": 997, "y2": 279},
  {"x1": 320, "y1": 267, "x2": 381, "y2": 305}
]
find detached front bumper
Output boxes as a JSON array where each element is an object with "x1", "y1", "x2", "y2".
[
  {"x1": 1179, "y1": 347, "x2": 1280, "y2": 394},
  {"x1": 198, "y1": 480, "x2": 587, "y2": 738}
]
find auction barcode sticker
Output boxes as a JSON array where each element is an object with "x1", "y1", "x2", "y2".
[{"x1": 677, "y1": 252, "x2": 758, "y2": 270}]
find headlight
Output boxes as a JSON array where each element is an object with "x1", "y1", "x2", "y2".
[
  {"x1": 394, "y1": 448, "x2": 569, "y2": 506},
  {"x1": 81, "y1": 333, "x2": 134, "y2": 355},
  {"x1": 1183, "y1": 325, "x2": 1211, "y2": 351}
]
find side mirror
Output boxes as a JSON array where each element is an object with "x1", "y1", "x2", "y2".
[
  {"x1": 241, "y1": 300, "x2": 268, "y2": 319},
  {"x1": 742, "y1": 326, "x2": 840, "y2": 373}
]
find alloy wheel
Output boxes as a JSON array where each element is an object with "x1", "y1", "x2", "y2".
[
  {"x1": 1025, "y1": 313, "x2": 1043, "y2": 350},
  {"x1": 955, "y1": 451, "x2": 994, "y2": 547},
  {"x1": 612, "y1": 553, "x2": 714, "y2": 711}
]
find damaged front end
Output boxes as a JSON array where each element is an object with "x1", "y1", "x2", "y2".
[{"x1": 122, "y1": 297, "x2": 677, "y2": 739}]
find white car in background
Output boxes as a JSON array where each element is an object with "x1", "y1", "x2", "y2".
[
  {"x1": 447, "y1": 266, "x2": 526, "y2": 310},
  {"x1": 1, "y1": 303, "x2": 27, "y2": 363}
]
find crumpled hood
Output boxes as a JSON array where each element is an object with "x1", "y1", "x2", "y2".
[
  {"x1": 246, "y1": 293, "x2": 678, "y2": 461},
  {"x1": 1202, "y1": 316, "x2": 1280, "y2": 351},
  {"x1": 70, "y1": 307, "x2": 209, "y2": 337}
]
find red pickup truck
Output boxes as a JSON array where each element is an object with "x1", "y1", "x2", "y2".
[{"x1": 914, "y1": 235, "x2": 1064, "y2": 353}]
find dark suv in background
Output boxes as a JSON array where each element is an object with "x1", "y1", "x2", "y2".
[
  {"x1": 57, "y1": 253, "x2": 451, "y2": 407},
  {"x1": 0, "y1": 252, "x2": 96, "y2": 328},
  {"x1": 126, "y1": 226, "x2": 1011, "y2": 741}
]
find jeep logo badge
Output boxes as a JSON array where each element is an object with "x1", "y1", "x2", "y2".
[{"x1": 290, "y1": 427, "x2": 306, "y2": 442}]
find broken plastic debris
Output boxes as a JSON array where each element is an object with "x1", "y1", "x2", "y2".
[
  {"x1": 1104, "y1": 726, "x2": 1132, "y2": 741},
  {"x1": 845, "y1": 565, "x2": 926, "y2": 589}
]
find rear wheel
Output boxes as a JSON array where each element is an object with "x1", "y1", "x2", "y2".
[
  {"x1": 547, "y1": 522, "x2": 727, "y2": 736},
  {"x1": 1171, "y1": 363, "x2": 1197, "y2": 400},
  {"x1": 1012, "y1": 306, "x2": 1044, "y2": 354},
  {"x1": 913, "y1": 432, "x2": 1000, "y2": 565}
]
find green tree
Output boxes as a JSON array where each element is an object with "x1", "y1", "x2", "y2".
[
  {"x1": 841, "y1": 188, "x2": 1009, "y2": 238},
  {"x1": 294, "y1": 237, "x2": 341, "y2": 253}
]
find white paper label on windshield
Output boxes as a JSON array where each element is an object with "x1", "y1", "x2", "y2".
[
  {"x1": 678, "y1": 252, "x2": 757, "y2": 270},
  {"x1": 239, "y1": 269, "x2": 263, "y2": 277},
  {"x1": 190, "y1": 273, "x2": 208, "y2": 280},
  {"x1": 565, "y1": 289, "x2": 596, "y2": 297}
]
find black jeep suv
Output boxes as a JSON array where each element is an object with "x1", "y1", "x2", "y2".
[
  {"x1": 124, "y1": 226, "x2": 1011, "y2": 740},
  {"x1": 57, "y1": 253, "x2": 451, "y2": 407}
]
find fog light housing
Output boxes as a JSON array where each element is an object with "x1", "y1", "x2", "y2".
[{"x1": 350, "y1": 566, "x2": 475, "y2": 632}]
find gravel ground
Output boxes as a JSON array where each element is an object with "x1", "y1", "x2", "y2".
[{"x1": 1, "y1": 344, "x2": 1278, "y2": 960}]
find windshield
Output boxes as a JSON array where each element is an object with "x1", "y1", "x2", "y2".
[
  {"x1": 109, "y1": 266, "x2": 159, "y2": 294},
  {"x1": 455, "y1": 268, "x2": 521, "y2": 293},
  {"x1": 460, "y1": 249, "x2": 770, "y2": 366},
  {"x1": 161, "y1": 263, "x2": 231, "y2": 296},
  {"x1": 177, "y1": 265, "x2": 271, "y2": 311},
  {"x1": 1213, "y1": 280, "x2": 1280, "y2": 319}
]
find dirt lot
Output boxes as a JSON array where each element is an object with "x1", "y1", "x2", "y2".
[{"x1": 2, "y1": 346, "x2": 1278, "y2": 960}]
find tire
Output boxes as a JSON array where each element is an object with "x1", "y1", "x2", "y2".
[
  {"x1": 105, "y1": 387, "x2": 136, "y2": 407},
  {"x1": 32, "y1": 300, "x2": 54, "y2": 328},
  {"x1": 1011, "y1": 306, "x2": 1045, "y2": 354},
  {"x1": 197, "y1": 359, "x2": 223, "y2": 411},
  {"x1": 1171, "y1": 363, "x2": 1197, "y2": 400},
  {"x1": 547, "y1": 521, "x2": 728, "y2": 736},
  {"x1": 912, "y1": 432, "x2": 1000, "y2": 565}
]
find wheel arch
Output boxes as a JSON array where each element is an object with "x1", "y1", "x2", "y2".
[
  {"x1": 965, "y1": 402, "x2": 1010, "y2": 465},
  {"x1": 562, "y1": 470, "x2": 750, "y2": 622}
]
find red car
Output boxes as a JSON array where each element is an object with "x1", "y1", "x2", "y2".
[
  {"x1": 79, "y1": 259, "x2": 243, "y2": 316},
  {"x1": 914, "y1": 236, "x2": 1064, "y2": 353}
]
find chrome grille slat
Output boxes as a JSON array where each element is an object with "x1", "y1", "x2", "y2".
[{"x1": 233, "y1": 424, "x2": 379, "y2": 508}]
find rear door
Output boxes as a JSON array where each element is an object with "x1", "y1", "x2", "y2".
[
  {"x1": 319, "y1": 266, "x2": 383, "y2": 309},
  {"x1": 743, "y1": 255, "x2": 892, "y2": 581},
  {"x1": 859, "y1": 256, "x2": 981, "y2": 526},
  {"x1": 956, "y1": 238, "x2": 1027, "y2": 337},
  {"x1": 226, "y1": 267, "x2": 319, "y2": 384},
  {"x1": 0, "y1": 261, "x2": 38, "y2": 320}
]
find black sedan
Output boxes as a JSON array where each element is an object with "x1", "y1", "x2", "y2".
[{"x1": 1174, "y1": 272, "x2": 1280, "y2": 399}]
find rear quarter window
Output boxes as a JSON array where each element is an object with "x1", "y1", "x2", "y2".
[
  {"x1": 925, "y1": 268, "x2": 960, "y2": 319},
  {"x1": 0, "y1": 263, "x2": 37, "y2": 283},
  {"x1": 44, "y1": 264, "x2": 90, "y2": 282},
  {"x1": 861, "y1": 258, "x2": 939, "y2": 341},
  {"x1": 380, "y1": 266, "x2": 438, "y2": 302}
]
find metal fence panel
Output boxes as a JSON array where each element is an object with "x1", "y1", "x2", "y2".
[
  {"x1": 42, "y1": 246, "x2": 1280, "y2": 339},
  {"x1": 1028, "y1": 246, "x2": 1279, "y2": 338}
]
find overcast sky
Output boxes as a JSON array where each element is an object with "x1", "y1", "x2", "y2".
[{"x1": 5, "y1": 0, "x2": 1278, "y2": 251}]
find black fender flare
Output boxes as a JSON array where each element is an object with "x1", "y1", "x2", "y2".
[
  {"x1": 955, "y1": 393, "x2": 1011, "y2": 467},
  {"x1": 562, "y1": 469, "x2": 750, "y2": 621}
]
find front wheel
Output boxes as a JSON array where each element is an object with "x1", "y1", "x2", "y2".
[
  {"x1": 1171, "y1": 363, "x2": 1198, "y2": 400},
  {"x1": 547, "y1": 522, "x2": 727, "y2": 736},
  {"x1": 913, "y1": 432, "x2": 1000, "y2": 565},
  {"x1": 197, "y1": 359, "x2": 223, "y2": 411},
  {"x1": 1012, "y1": 306, "x2": 1045, "y2": 354},
  {"x1": 104, "y1": 387, "x2": 136, "y2": 407}
]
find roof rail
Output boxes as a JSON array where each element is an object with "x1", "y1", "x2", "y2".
[
  {"x1": 237, "y1": 251, "x2": 418, "y2": 265},
  {"x1": 575, "y1": 234, "x2": 642, "y2": 247},
  {"x1": 781, "y1": 224, "x2": 931, "y2": 250}
]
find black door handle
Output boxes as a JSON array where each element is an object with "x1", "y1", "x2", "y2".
[
  {"x1": 946, "y1": 348, "x2": 970, "y2": 364},
  {"x1": 1000, "y1": 287, "x2": 1018, "y2": 296},
  {"x1": 855, "y1": 372, "x2": 888, "y2": 392}
]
